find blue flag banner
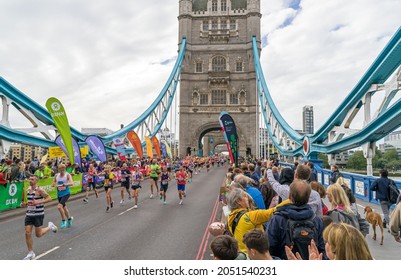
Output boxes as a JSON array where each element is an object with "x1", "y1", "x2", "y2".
[
  {"x1": 55, "y1": 135, "x2": 82, "y2": 168},
  {"x1": 85, "y1": 135, "x2": 107, "y2": 162},
  {"x1": 160, "y1": 142, "x2": 168, "y2": 158},
  {"x1": 219, "y1": 112, "x2": 239, "y2": 167}
]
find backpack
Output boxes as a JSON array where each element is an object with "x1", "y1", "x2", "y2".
[
  {"x1": 327, "y1": 209, "x2": 359, "y2": 230},
  {"x1": 230, "y1": 210, "x2": 247, "y2": 234},
  {"x1": 285, "y1": 216, "x2": 318, "y2": 260},
  {"x1": 388, "y1": 180, "x2": 400, "y2": 205}
]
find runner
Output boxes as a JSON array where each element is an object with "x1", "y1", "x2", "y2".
[
  {"x1": 120, "y1": 163, "x2": 132, "y2": 205},
  {"x1": 83, "y1": 163, "x2": 99, "y2": 203},
  {"x1": 102, "y1": 165, "x2": 114, "y2": 212},
  {"x1": 149, "y1": 159, "x2": 161, "y2": 198},
  {"x1": 175, "y1": 165, "x2": 188, "y2": 205},
  {"x1": 131, "y1": 165, "x2": 144, "y2": 209},
  {"x1": 21, "y1": 175, "x2": 58, "y2": 260},
  {"x1": 159, "y1": 166, "x2": 171, "y2": 205},
  {"x1": 52, "y1": 163, "x2": 74, "y2": 229}
]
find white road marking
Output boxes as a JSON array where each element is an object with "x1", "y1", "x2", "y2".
[
  {"x1": 118, "y1": 206, "x2": 135, "y2": 216},
  {"x1": 34, "y1": 246, "x2": 60, "y2": 260}
]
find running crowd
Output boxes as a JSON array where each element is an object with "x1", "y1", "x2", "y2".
[
  {"x1": 5, "y1": 155, "x2": 227, "y2": 260},
  {"x1": 209, "y1": 160, "x2": 401, "y2": 260}
]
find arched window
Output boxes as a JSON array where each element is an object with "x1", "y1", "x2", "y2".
[
  {"x1": 212, "y1": 56, "x2": 226, "y2": 72},
  {"x1": 212, "y1": 0, "x2": 218, "y2": 12}
]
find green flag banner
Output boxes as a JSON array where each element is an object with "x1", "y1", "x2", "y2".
[
  {"x1": 0, "y1": 182, "x2": 24, "y2": 211},
  {"x1": 46, "y1": 97, "x2": 75, "y2": 164}
]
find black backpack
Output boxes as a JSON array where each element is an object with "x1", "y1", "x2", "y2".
[
  {"x1": 388, "y1": 180, "x2": 400, "y2": 205},
  {"x1": 285, "y1": 216, "x2": 318, "y2": 260},
  {"x1": 230, "y1": 210, "x2": 247, "y2": 235}
]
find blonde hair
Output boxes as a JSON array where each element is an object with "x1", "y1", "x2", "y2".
[
  {"x1": 336, "y1": 177, "x2": 348, "y2": 187},
  {"x1": 326, "y1": 184, "x2": 352, "y2": 213},
  {"x1": 323, "y1": 223, "x2": 373, "y2": 260}
]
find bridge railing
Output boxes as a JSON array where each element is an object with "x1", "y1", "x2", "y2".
[{"x1": 279, "y1": 162, "x2": 400, "y2": 205}]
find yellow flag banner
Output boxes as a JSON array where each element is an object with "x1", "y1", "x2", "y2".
[
  {"x1": 151, "y1": 136, "x2": 161, "y2": 158},
  {"x1": 49, "y1": 146, "x2": 66, "y2": 158},
  {"x1": 145, "y1": 136, "x2": 153, "y2": 158},
  {"x1": 127, "y1": 131, "x2": 143, "y2": 158}
]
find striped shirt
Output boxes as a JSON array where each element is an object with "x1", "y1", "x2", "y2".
[{"x1": 26, "y1": 187, "x2": 44, "y2": 217}]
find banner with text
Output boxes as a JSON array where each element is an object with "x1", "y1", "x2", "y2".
[
  {"x1": 219, "y1": 112, "x2": 239, "y2": 167},
  {"x1": 85, "y1": 135, "x2": 107, "y2": 162},
  {"x1": 55, "y1": 135, "x2": 82, "y2": 168},
  {"x1": 0, "y1": 182, "x2": 24, "y2": 211},
  {"x1": 112, "y1": 138, "x2": 127, "y2": 161},
  {"x1": 46, "y1": 97, "x2": 75, "y2": 164}
]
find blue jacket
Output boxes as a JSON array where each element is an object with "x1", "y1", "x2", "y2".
[
  {"x1": 371, "y1": 177, "x2": 392, "y2": 201},
  {"x1": 246, "y1": 185, "x2": 266, "y2": 210},
  {"x1": 267, "y1": 203, "x2": 326, "y2": 260}
]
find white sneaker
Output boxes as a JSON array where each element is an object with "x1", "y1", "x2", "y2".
[
  {"x1": 133, "y1": 205, "x2": 138, "y2": 209},
  {"x1": 179, "y1": 200, "x2": 183, "y2": 205},
  {"x1": 150, "y1": 194, "x2": 154, "y2": 199},
  {"x1": 48, "y1": 221, "x2": 58, "y2": 233},
  {"x1": 120, "y1": 199, "x2": 124, "y2": 205},
  {"x1": 23, "y1": 251, "x2": 35, "y2": 260}
]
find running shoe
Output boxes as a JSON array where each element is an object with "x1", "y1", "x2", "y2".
[
  {"x1": 83, "y1": 198, "x2": 88, "y2": 204},
  {"x1": 60, "y1": 220, "x2": 67, "y2": 229},
  {"x1": 106, "y1": 206, "x2": 110, "y2": 213},
  {"x1": 163, "y1": 201, "x2": 167, "y2": 205},
  {"x1": 120, "y1": 199, "x2": 124, "y2": 205},
  {"x1": 67, "y1": 217, "x2": 73, "y2": 228},
  {"x1": 110, "y1": 201, "x2": 114, "y2": 208},
  {"x1": 23, "y1": 251, "x2": 35, "y2": 260},
  {"x1": 150, "y1": 194, "x2": 154, "y2": 199},
  {"x1": 179, "y1": 200, "x2": 183, "y2": 205},
  {"x1": 128, "y1": 195, "x2": 132, "y2": 200},
  {"x1": 48, "y1": 221, "x2": 58, "y2": 233},
  {"x1": 133, "y1": 205, "x2": 138, "y2": 209}
]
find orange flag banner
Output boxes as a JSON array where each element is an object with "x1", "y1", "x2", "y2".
[
  {"x1": 145, "y1": 136, "x2": 153, "y2": 158},
  {"x1": 127, "y1": 131, "x2": 143, "y2": 159},
  {"x1": 151, "y1": 136, "x2": 161, "y2": 158}
]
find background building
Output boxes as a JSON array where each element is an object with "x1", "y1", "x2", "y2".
[{"x1": 302, "y1": 105, "x2": 314, "y2": 134}]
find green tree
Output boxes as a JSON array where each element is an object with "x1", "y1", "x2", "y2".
[
  {"x1": 372, "y1": 148, "x2": 383, "y2": 168},
  {"x1": 383, "y1": 148, "x2": 399, "y2": 162},
  {"x1": 318, "y1": 153, "x2": 329, "y2": 169},
  {"x1": 346, "y1": 151, "x2": 367, "y2": 170}
]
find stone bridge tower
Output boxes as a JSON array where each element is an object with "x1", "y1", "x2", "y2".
[{"x1": 178, "y1": 0, "x2": 261, "y2": 157}]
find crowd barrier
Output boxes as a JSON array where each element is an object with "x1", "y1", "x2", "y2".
[
  {"x1": 0, "y1": 172, "x2": 107, "y2": 212},
  {"x1": 279, "y1": 162, "x2": 401, "y2": 205}
]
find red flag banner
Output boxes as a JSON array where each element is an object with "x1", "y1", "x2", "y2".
[
  {"x1": 127, "y1": 131, "x2": 143, "y2": 158},
  {"x1": 151, "y1": 136, "x2": 161, "y2": 158}
]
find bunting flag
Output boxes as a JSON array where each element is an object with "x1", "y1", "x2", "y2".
[
  {"x1": 46, "y1": 97, "x2": 75, "y2": 164},
  {"x1": 219, "y1": 112, "x2": 239, "y2": 167},
  {"x1": 145, "y1": 136, "x2": 153, "y2": 158},
  {"x1": 40, "y1": 153, "x2": 48, "y2": 164},
  {"x1": 55, "y1": 135, "x2": 82, "y2": 168},
  {"x1": 160, "y1": 142, "x2": 168, "y2": 158},
  {"x1": 161, "y1": 140, "x2": 172, "y2": 158},
  {"x1": 112, "y1": 138, "x2": 127, "y2": 161},
  {"x1": 85, "y1": 135, "x2": 107, "y2": 162},
  {"x1": 151, "y1": 136, "x2": 161, "y2": 158},
  {"x1": 127, "y1": 131, "x2": 143, "y2": 158}
]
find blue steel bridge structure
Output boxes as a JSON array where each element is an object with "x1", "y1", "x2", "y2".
[{"x1": 0, "y1": 28, "x2": 401, "y2": 165}]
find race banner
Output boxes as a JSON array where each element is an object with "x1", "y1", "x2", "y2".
[
  {"x1": 219, "y1": 112, "x2": 239, "y2": 167},
  {"x1": 55, "y1": 135, "x2": 82, "y2": 168},
  {"x1": 161, "y1": 140, "x2": 172, "y2": 158},
  {"x1": 127, "y1": 131, "x2": 143, "y2": 158},
  {"x1": 85, "y1": 135, "x2": 107, "y2": 162},
  {"x1": 145, "y1": 136, "x2": 153, "y2": 158},
  {"x1": 160, "y1": 142, "x2": 168, "y2": 158},
  {"x1": 151, "y1": 136, "x2": 161, "y2": 158},
  {"x1": 0, "y1": 182, "x2": 23, "y2": 211},
  {"x1": 112, "y1": 138, "x2": 127, "y2": 161},
  {"x1": 46, "y1": 97, "x2": 75, "y2": 164}
]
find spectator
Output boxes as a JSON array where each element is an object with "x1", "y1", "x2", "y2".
[
  {"x1": 243, "y1": 229, "x2": 279, "y2": 260},
  {"x1": 210, "y1": 235, "x2": 247, "y2": 260},
  {"x1": 307, "y1": 162, "x2": 317, "y2": 182},
  {"x1": 390, "y1": 201, "x2": 401, "y2": 243},
  {"x1": 370, "y1": 168, "x2": 394, "y2": 228},
  {"x1": 330, "y1": 165, "x2": 342, "y2": 184},
  {"x1": 267, "y1": 180, "x2": 326, "y2": 260},
  {"x1": 226, "y1": 188, "x2": 289, "y2": 253},
  {"x1": 323, "y1": 223, "x2": 373, "y2": 260},
  {"x1": 234, "y1": 174, "x2": 265, "y2": 210}
]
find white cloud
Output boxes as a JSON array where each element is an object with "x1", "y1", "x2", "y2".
[{"x1": 0, "y1": 0, "x2": 400, "y2": 139}]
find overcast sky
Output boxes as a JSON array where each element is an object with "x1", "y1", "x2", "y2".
[{"x1": 0, "y1": 0, "x2": 400, "y2": 137}]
